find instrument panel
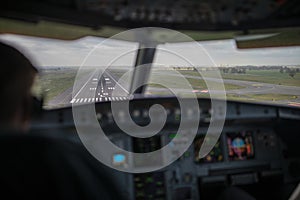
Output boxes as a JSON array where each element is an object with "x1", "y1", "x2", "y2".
[
  {"x1": 129, "y1": 126, "x2": 282, "y2": 200},
  {"x1": 32, "y1": 97, "x2": 300, "y2": 200}
]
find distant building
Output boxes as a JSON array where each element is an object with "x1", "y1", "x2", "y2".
[{"x1": 172, "y1": 66, "x2": 196, "y2": 71}]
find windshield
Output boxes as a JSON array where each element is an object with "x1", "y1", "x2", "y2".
[{"x1": 0, "y1": 34, "x2": 299, "y2": 108}]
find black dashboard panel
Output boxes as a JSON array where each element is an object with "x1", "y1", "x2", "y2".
[
  {"x1": 2, "y1": 0, "x2": 300, "y2": 31},
  {"x1": 31, "y1": 98, "x2": 300, "y2": 200}
]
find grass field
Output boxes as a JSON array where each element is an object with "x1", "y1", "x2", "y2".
[
  {"x1": 186, "y1": 77, "x2": 244, "y2": 90},
  {"x1": 226, "y1": 93, "x2": 298, "y2": 103},
  {"x1": 179, "y1": 69, "x2": 300, "y2": 87},
  {"x1": 148, "y1": 71, "x2": 245, "y2": 90},
  {"x1": 221, "y1": 70, "x2": 300, "y2": 87},
  {"x1": 147, "y1": 91, "x2": 298, "y2": 105},
  {"x1": 108, "y1": 69, "x2": 129, "y2": 79},
  {"x1": 33, "y1": 67, "x2": 92, "y2": 104}
]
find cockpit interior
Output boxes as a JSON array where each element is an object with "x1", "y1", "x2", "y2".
[{"x1": 0, "y1": 0, "x2": 300, "y2": 199}]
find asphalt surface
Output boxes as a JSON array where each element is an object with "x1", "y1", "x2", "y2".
[{"x1": 48, "y1": 69, "x2": 130, "y2": 107}]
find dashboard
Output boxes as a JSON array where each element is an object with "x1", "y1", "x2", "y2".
[{"x1": 31, "y1": 97, "x2": 300, "y2": 200}]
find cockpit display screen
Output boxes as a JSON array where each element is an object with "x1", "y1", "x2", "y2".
[
  {"x1": 194, "y1": 135, "x2": 223, "y2": 163},
  {"x1": 227, "y1": 131, "x2": 254, "y2": 161}
]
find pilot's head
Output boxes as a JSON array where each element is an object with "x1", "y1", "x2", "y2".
[{"x1": 0, "y1": 42, "x2": 37, "y2": 132}]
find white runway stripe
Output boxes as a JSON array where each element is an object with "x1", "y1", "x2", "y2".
[{"x1": 72, "y1": 96, "x2": 131, "y2": 104}]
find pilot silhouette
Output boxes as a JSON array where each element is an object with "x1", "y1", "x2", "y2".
[{"x1": 0, "y1": 41, "x2": 38, "y2": 132}]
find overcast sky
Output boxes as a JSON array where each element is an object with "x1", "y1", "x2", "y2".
[{"x1": 0, "y1": 34, "x2": 299, "y2": 68}]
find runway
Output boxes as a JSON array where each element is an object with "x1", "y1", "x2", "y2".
[{"x1": 48, "y1": 69, "x2": 130, "y2": 107}]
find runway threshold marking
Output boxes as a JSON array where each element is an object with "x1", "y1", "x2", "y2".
[
  {"x1": 70, "y1": 96, "x2": 130, "y2": 104},
  {"x1": 288, "y1": 102, "x2": 300, "y2": 107}
]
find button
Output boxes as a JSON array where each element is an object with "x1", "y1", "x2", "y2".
[{"x1": 183, "y1": 173, "x2": 192, "y2": 183}]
